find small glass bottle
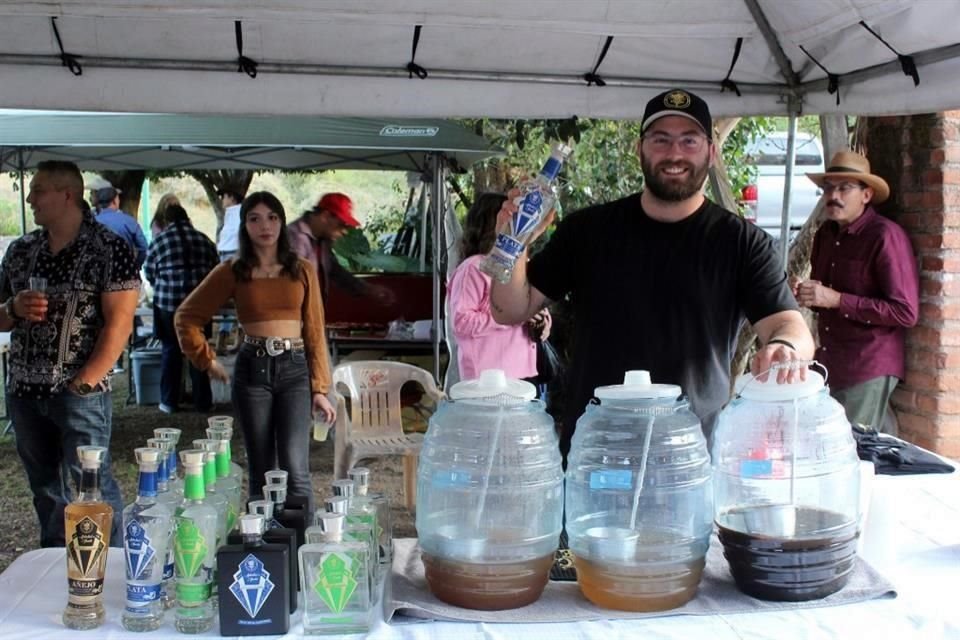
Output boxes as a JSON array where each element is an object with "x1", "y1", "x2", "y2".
[
  {"x1": 299, "y1": 513, "x2": 372, "y2": 635},
  {"x1": 265, "y1": 469, "x2": 310, "y2": 514},
  {"x1": 122, "y1": 447, "x2": 174, "y2": 631},
  {"x1": 213, "y1": 439, "x2": 242, "y2": 527},
  {"x1": 63, "y1": 445, "x2": 114, "y2": 630},
  {"x1": 480, "y1": 143, "x2": 573, "y2": 283},
  {"x1": 323, "y1": 495, "x2": 375, "y2": 596},
  {"x1": 206, "y1": 416, "x2": 244, "y2": 487},
  {"x1": 147, "y1": 436, "x2": 178, "y2": 609},
  {"x1": 155, "y1": 427, "x2": 184, "y2": 497},
  {"x1": 217, "y1": 514, "x2": 290, "y2": 635},
  {"x1": 194, "y1": 439, "x2": 233, "y2": 540},
  {"x1": 332, "y1": 480, "x2": 378, "y2": 583},
  {"x1": 348, "y1": 467, "x2": 393, "y2": 580},
  {"x1": 173, "y1": 449, "x2": 218, "y2": 634},
  {"x1": 265, "y1": 484, "x2": 308, "y2": 549}
]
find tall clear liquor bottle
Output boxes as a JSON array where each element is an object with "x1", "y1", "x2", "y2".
[
  {"x1": 155, "y1": 427, "x2": 184, "y2": 497},
  {"x1": 147, "y1": 436, "x2": 178, "y2": 609},
  {"x1": 122, "y1": 447, "x2": 174, "y2": 631},
  {"x1": 348, "y1": 467, "x2": 393, "y2": 581},
  {"x1": 63, "y1": 445, "x2": 114, "y2": 630},
  {"x1": 173, "y1": 449, "x2": 218, "y2": 634}
]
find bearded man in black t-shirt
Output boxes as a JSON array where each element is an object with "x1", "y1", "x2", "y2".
[{"x1": 490, "y1": 89, "x2": 815, "y2": 458}]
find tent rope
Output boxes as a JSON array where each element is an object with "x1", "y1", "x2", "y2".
[
  {"x1": 407, "y1": 25, "x2": 428, "y2": 79},
  {"x1": 50, "y1": 17, "x2": 82, "y2": 76},
  {"x1": 583, "y1": 35, "x2": 614, "y2": 86},
  {"x1": 859, "y1": 20, "x2": 919, "y2": 87},
  {"x1": 235, "y1": 21, "x2": 259, "y2": 78},
  {"x1": 720, "y1": 37, "x2": 743, "y2": 96},
  {"x1": 799, "y1": 44, "x2": 840, "y2": 105}
]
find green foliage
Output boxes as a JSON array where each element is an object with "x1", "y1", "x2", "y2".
[
  {"x1": 721, "y1": 116, "x2": 776, "y2": 200},
  {"x1": 0, "y1": 199, "x2": 22, "y2": 235},
  {"x1": 332, "y1": 227, "x2": 420, "y2": 273}
]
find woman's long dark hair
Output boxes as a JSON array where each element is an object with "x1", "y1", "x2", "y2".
[
  {"x1": 232, "y1": 191, "x2": 301, "y2": 282},
  {"x1": 459, "y1": 192, "x2": 507, "y2": 262}
]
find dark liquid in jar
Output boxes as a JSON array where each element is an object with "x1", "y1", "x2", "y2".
[{"x1": 422, "y1": 553, "x2": 554, "y2": 610}]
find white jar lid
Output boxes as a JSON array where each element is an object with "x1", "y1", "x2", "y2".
[
  {"x1": 736, "y1": 370, "x2": 826, "y2": 401},
  {"x1": 450, "y1": 369, "x2": 536, "y2": 401},
  {"x1": 594, "y1": 370, "x2": 682, "y2": 401}
]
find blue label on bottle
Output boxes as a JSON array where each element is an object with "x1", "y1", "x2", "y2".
[
  {"x1": 514, "y1": 191, "x2": 544, "y2": 235},
  {"x1": 163, "y1": 561, "x2": 174, "y2": 581},
  {"x1": 541, "y1": 157, "x2": 562, "y2": 180},
  {"x1": 127, "y1": 583, "x2": 161, "y2": 603},
  {"x1": 432, "y1": 469, "x2": 472, "y2": 488},
  {"x1": 589, "y1": 469, "x2": 634, "y2": 491},
  {"x1": 493, "y1": 233, "x2": 525, "y2": 259},
  {"x1": 124, "y1": 520, "x2": 157, "y2": 580},
  {"x1": 229, "y1": 554, "x2": 275, "y2": 619}
]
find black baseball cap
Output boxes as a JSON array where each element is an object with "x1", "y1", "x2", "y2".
[
  {"x1": 641, "y1": 89, "x2": 713, "y2": 139},
  {"x1": 95, "y1": 186, "x2": 121, "y2": 206}
]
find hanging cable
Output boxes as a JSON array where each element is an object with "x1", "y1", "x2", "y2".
[
  {"x1": 235, "y1": 21, "x2": 259, "y2": 78},
  {"x1": 406, "y1": 25, "x2": 428, "y2": 79},
  {"x1": 859, "y1": 20, "x2": 919, "y2": 86},
  {"x1": 50, "y1": 17, "x2": 82, "y2": 76},
  {"x1": 799, "y1": 44, "x2": 840, "y2": 106},
  {"x1": 583, "y1": 35, "x2": 614, "y2": 86},
  {"x1": 720, "y1": 37, "x2": 744, "y2": 96}
]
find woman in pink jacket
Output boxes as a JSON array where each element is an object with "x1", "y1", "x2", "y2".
[{"x1": 448, "y1": 192, "x2": 550, "y2": 383}]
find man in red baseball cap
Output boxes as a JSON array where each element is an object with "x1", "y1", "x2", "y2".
[{"x1": 288, "y1": 192, "x2": 394, "y2": 305}]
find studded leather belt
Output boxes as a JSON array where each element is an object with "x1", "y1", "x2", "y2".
[{"x1": 243, "y1": 335, "x2": 305, "y2": 356}]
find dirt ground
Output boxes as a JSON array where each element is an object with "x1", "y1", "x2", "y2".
[{"x1": 0, "y1": 371, "x2": 417, "y2": 574}]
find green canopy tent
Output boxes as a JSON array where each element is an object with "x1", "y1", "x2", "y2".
[{"x1": 0, "y1": 111, "x2": 503, "y2": 381}]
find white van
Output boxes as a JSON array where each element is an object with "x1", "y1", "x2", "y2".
[{"x1": 742, "y1": 132, "x2": 825, "y2": 239}]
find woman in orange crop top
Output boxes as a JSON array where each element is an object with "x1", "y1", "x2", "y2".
[{"x1": 175, "y1": 191, "x2": 334, "y2": 513}]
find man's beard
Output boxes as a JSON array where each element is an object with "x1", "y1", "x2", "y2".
[{"x1": 642, "y1": 156, "x2": 710, "y2": 202}]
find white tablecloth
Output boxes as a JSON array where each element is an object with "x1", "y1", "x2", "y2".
[{"x1": 1, "y1": 469, "x2": 958, "y2": 639}]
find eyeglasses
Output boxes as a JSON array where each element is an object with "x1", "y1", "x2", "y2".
[
  {"x1": 821, "y1": 182, "x2": 864, "y2": 195},
  {"x1": 642, "y1": 133, "x2": 709, "y2": 153}
]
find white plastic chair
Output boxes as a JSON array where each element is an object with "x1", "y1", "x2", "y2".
[{"x1": 332, "y1": 360, "x2": 443, "y2": 511}]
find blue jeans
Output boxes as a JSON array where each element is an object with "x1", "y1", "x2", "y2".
[
  {"x1": 154, "y1": 307, "x2": 212, "y2": 410},
  {"x1": 232, "y1": 344, "x2": 314, "y2": 514},
  {"x1": 9, "y1": 390, "x2": 125, "y2": 548}
]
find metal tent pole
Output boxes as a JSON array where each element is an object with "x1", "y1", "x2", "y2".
[
  {"x1": 430, "y1": 153, "x2": 444, "y2": 384},
  {"x1": 778, "y1": 114, "x2": 799, "y2": 268}
]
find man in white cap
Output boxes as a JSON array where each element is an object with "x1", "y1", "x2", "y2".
[
  {"x1": 490, "y1": 88, "x2": 814, "y2": 459},
  {"x1": 795, "y1": 150, "x2": 919, "y2": 433}
]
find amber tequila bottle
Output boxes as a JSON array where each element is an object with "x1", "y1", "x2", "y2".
[{"x1": 63, "y1": 445, "x2": 114, "y2": 630}]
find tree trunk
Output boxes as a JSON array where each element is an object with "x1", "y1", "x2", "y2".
[
  {"x1": 100, "y1": 170, "x2": 146, "y2": 217},
  {"x1": 192, "y1": 170, "x2": 255, "y2": 233}
]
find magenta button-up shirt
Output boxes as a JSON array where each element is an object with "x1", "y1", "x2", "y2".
[{"x1": 810, "y1": 207, "x2": 919, "y2": 390}]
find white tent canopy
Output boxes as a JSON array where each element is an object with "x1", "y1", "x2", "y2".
[{"x1": 0, "y1": 1, "x2": 959, "y2": 119}]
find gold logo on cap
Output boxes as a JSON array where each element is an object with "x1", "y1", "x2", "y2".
[{"x1": 664, "y1": 90, "x2": 691, "y2": 109}]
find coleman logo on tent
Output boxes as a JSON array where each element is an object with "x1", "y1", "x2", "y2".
[
  {"x1": 380, "y1": 125, "x2": 439, "y2": 137},
  {"x1": 664, "y1": 90, "x2": 691, "y2": 109}
]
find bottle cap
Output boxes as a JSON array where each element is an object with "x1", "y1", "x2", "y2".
[
  {"x1": 736, "y1": 369, "x2": 826, "y2": 402},
  {"x1": 238, "y1": 514, "x2": 265, "y2": 536},
  {"x1": 264, "y1": 469, "x2": 288, "y2": 487},
  {"x1": 318, "y1": 513, "x2": 345, "y2": 539},
  {"x1": 207, "y1": 415, "x2": 234, "y2": 431},
  {"x1": 192, "y1": 438, "x2": 216, "y2": 452},
  {"x1": 77, "y1": 445, "x2": 107, "y2": 469},
  {"x1": 331, "y1": 479, "x2": 355, "y2": 498},
  {"x1": 449, "y1": 369, "x2": 536, "y2": 401},
  {"x1": 179, "y1": 449, "x2": 206, "y2": 469},
  {"x1": 551, "y1": 142, "x2": 573, "y2": 159},
  {"x1": 146, "y1": 437, "x2": 169, "y2": 454},
  {"x1": 348, "y1": 467, "x2": 370, "y2": 494},
  {"x1": 248, "y1": 499, "x2": 274, "y2": 519},
  {"x1": 594, "y1": 370, "x2": 682, "y2": 401},
  {"x1": 134, "y1": 447, "x2": 161, "y2": 467},
  {"x1": 265, "y1": 484, "x2": 287, "y2": 504},
  {"x1": 324, "y1": 496, "x2": 349, "y2": 514},
  {"x1": 154, "y1": 427, "x2": 181, "y2": 444}
]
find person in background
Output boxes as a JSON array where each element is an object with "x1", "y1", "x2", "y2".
[
  {"x1": 145, "y1": 204, "x2": 219, "y2": 414},
  {"x1": 176, "y1": 191, "x2": 335, "y2": 513},
  {"x1": 0, "y1": 160, "x2": 140, "y2": 547},
  {"x1": 216, "y1": 189, "x2": 243, "y2": 262},
  {"x1": 150, "y1": 192, "x2": 181, "y2": 238},
  {"x1": 288, "y1": 192, "x2": 395, "y2": 307},
  {"x1": 489, "y1": 88, "x2": 814, "y2": 460},
  {"x1": 448, "y1": 192, "x2": 551, "y2": 384},
  {"x1": 95, "y1": 185, "x2": 148, "y2": 269},
  {"x1": 794, "y1": 150, "x2": 919, "y2": 433}
]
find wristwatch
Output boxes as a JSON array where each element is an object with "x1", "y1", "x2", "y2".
[
  {"x1": 4, "y1": 297, "x2": 20, "y2": 321},
  {"x1": 72, "y1": 380, "x2": 94, "y2": 396}
]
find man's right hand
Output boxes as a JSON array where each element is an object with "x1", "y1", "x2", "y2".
[
  {"x1": 494, "y1": 187, "x2": 557, "y2": 247},
  {"x1": 207, "y1": 359, "x2": 230, "y2": 383},
  {"x1": 15, "y1": 290, "x2": 48, "y2": 322}
]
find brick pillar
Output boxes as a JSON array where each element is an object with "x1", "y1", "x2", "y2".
[{"x1": 866, "y1": 112, "x2": 960, "y2": 458}]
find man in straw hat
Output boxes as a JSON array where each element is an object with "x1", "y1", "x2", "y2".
[{"x1": 794, "y1": 150, "x2": 919, "y2": 433}]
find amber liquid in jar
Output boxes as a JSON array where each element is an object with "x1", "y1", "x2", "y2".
[{"x1": 422, "y1": 553, "x2": 554, "y2": 610}]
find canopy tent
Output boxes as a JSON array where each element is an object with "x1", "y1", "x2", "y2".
[
  {"x1": 0, "y1": 1, "x2": 959, "y2": 119},
  {"x1": 0, "y1": 113, "x2": 502, "y2": 383}
]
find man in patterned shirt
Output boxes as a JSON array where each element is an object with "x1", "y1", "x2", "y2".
[
  {"x1": 144, "y1": 204, "x2": 219, "y2": 414},
  {"x1": 0, "y1": 161, "x2": 140, "y2": 547}
]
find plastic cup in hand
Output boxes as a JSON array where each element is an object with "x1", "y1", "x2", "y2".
[
  {"x1": 28, "y1": 276, "x2": 47, "y2": 320},
  {"x1": 313, "y1": 417, "x2": 331, "y2": 442}
]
